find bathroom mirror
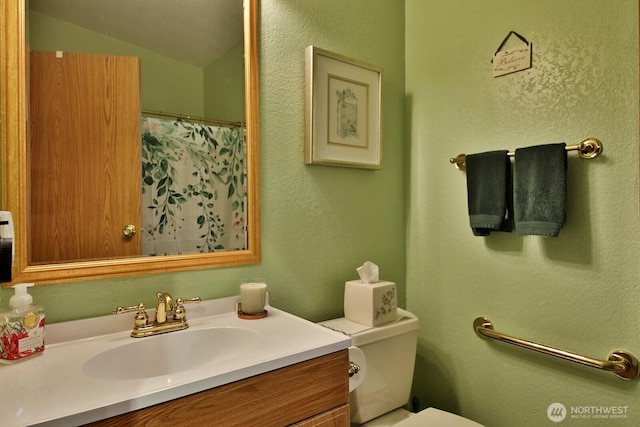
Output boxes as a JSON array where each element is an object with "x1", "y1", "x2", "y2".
[{"x1": 0, "y1": 0, "x2": 260, "y2": 286}]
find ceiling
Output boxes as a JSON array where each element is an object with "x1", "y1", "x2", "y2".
[{"x1": 29, "y1": 0, "x2": 244, "y2": 68}]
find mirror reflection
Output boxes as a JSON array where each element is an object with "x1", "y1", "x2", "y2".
[
  {"x1": 0, "y1": 0, "x2": 260, "y2": 286},
  {"x1": 28, "y1": 0, "x2": 248, "y2": 264}
]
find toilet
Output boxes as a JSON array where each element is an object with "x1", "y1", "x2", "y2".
[{"x1": 320, "y1": 309, "x2": 484, "y2": 427}]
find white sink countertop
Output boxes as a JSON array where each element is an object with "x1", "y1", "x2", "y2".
[{"x1": 0, "y1": 295, "x2": 351, "y2": 427}]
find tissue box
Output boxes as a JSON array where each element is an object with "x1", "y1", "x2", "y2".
[{"x1": 344, "y1": 280, "x2": 397, "y2": 326}]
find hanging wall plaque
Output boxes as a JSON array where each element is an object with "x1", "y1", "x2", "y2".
[{"x1": 492, "y1": 31, "x2": 532, "y2": 77}]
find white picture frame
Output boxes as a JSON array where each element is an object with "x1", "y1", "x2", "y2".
[{"x1": 305, "y1": 46, "x2": 383, "y2": 169}]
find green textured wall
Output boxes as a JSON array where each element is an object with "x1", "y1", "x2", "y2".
[
  {"x1": 10, "y1": 2, "x2": 638, "y2": 425},
  {"x1": 204, "y1": 42, "x2": 245, "y2": 122},
  {"x1": 406, "y1": 1, "x2": 640, "y2": 426},
  {"x1": 29, "y1": 11, "x2": 205, "y2": 115},
  {"x1": 1, "y1": 1, "x2": 406, "y2": 328}
]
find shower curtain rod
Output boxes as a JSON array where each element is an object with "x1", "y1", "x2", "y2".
[{"x1": 141, "y1": 109, "x2": 244, "y2": 128}]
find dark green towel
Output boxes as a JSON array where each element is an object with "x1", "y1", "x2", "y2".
[
  {"x1": 466, "y1": 150, "x2": 513, "y2": 236},
  {"x1": 514, "y1": 143, "x2": 567, "y2": 237}
]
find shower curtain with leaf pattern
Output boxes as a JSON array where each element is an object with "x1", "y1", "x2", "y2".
[{"x1": 140, "y1": 116, "x2": 247, "y2": 256}]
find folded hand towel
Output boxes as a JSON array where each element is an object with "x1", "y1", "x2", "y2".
[
  {"x1": 465, "y1": 150, "x2": 513, "y2": 236},
  {"x1": 514, "y1": 143, "x2": 567, "y2": 237}
]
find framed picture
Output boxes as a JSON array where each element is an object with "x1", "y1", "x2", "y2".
[{"x1": 305, "y1": 46, "x2": 383, "y2": 169}]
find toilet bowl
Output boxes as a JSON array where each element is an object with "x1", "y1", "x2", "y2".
[
  {"x1": 390, "y1": 408, "x2": 483, "y2": 427},
  {"x1": 360, "y1": 407, "x2": 483, "y2": 427},
  {"x1": 320, "y1": 309, "x2": 484, "y2": 427}
]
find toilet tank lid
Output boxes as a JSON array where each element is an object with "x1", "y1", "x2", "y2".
[{"x1": 319, "y1": 308, "x2": 419, "y2": 346}]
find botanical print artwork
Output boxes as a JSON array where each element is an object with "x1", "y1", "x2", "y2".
[
  {"x1": 337, "y1": 88, "x2": 358, "y2": 138},
  {"x1": 327, "y1": 75, "x2": 369, "y2": 149},
  {"x1": 305, "y1": 46, "x2": 382, "y2": 168},
  {"x1": 141, "y1": 117, "x2": 247, "y2": 256}
]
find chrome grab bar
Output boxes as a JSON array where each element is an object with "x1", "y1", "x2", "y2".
[{"x1": 473, "y1": 317, "x2": 639, "y2": 380}]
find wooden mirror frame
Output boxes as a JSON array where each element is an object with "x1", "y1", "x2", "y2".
[{"x1": 0, "y1": 0, "x2": 260, "y2": 286}]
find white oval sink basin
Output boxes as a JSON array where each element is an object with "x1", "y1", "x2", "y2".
[{"x1": 84, "y1": 327, "x2": 263, "y2": 380}]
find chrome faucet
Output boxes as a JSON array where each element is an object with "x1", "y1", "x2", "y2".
[{"x1": 113, "y1": 292, "x2": 201, "y2": 337}]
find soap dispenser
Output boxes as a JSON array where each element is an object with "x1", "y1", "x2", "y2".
[{"x1": 0, "y1": 283, "x2": 45, "y2": 363}]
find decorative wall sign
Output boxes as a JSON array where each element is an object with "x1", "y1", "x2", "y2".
[
  {"x1": 492, "y1": 31, "x2": 532, "y2": 77},
  {"x1": 305, "y1": 46, "x2": 383, "y2": 169}
]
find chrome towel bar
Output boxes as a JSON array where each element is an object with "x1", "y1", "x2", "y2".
[
  {"x1": 450, "y1": 137, "x2": 603, "y2": 170},
  {"x1": 473, "y1": 317, "x2": 639, "y2": 380}
]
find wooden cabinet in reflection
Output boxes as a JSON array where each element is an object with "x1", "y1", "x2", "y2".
[{"x1": 29, "y1": 51, "x2": 141, "y2": 264}]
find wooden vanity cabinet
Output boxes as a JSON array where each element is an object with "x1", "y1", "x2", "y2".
[{"x1": 85, "y1": 349, "x2": 349, "y2": 427}]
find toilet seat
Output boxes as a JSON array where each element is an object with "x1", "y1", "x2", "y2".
[{"x1": 394, "y1": 408, "x2": 484, "y2": 427}]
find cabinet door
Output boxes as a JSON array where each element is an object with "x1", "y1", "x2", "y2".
[
  {"x1": 84, "y1": 350, "x2": 349, "y2": 427},
  {"x1": 29, "y1": 50, "x2": 141, "y2": 263},
  {"x1": 290, "y1": 405, "x2": 350, "y2": 427}
]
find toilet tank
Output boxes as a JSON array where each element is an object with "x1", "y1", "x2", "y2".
[{"x1": 320, "y1": 308, "x2": 420, "y2": 424}]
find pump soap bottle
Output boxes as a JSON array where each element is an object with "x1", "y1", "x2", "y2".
[{"x1": 0, "y1": 283, "x2": 45, "y2": 363}]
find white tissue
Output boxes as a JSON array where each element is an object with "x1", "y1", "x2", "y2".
[
  {"x1": 348, "y1": 346, "x2": 366, "y2": 392},
  {"x1": 356, "y1": 261, "x2": 379, "y2": 284}
]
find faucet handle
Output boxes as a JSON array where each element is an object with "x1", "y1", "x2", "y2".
[
  {"x1": 172, "y1": 297, "x2": 201, "y2": 321},
  {"x1": 113, "y1": 302, "x2": 146, "y2": 315},
  {"x1": 176, "y1": 296, "x2": 202, "y2": 305},
  {"x1": 113, "y1": 303, "x2": 149, "y2": 327},
  {"x1": 174, "y1": 304, "x2": 186, "y2": 321}
]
